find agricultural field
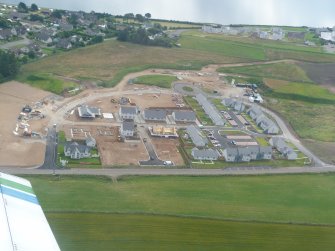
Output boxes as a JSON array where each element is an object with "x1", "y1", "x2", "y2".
[
  {"x1": 25, "y1": 175, "x2": 335, "y2": 250},
  {"x1": 181, "y1": 30, "x2": 335, "y2": 62},
  {"x1": 133, "y1": 74, "x2": 177, "y2": 88},
  {"x1": 218, "y1": 62, "x2": 312, "y2": 83},
  {"x1": 18, "y1": 39, "x2": 243, "y2": 89}
]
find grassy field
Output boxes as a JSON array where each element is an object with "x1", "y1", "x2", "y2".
[
  {"x1": 19, "y1": 73, "x2": 78, "y2": 95},
  {"x1": 18, "y1": 39, "x2": 244, "y2": 88},
  {"x1": 263, "y1": 79, "x2": 335, "y2": 142},
  {"x1": 181, "y1": 30, "x2": 335, "y2": 62},
  {"x1": 24, "y1": 174, "x2": 335, "y2": 250},
  {"x1": 218, "y1": 62, "x2": 312, "y2": 83},
  {"x1": 133, "y1": 74, "x2": 177, "y2": 88},
  {"x1": 47, "y1": 213, "x2": 335, "y2": 251}
]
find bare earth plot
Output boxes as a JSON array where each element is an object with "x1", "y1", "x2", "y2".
[
  {"x1": 151, "y1": 138, "x2": 184, "y2": 166},
  {"x1": 0, "y1": 81, "x2": 52, "y2": 166}
]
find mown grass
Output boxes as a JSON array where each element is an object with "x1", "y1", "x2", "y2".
[
  {"x1": 133, "y1": 74, "x2": 177, "y2": 88},
  {"x1": 28, "y1": 174, "x2": 335, "y2": 225},
  {"x1": 19, "y1": 73, "x2": 78, "y2": 95},
  {"x1": 47, "y1": 212, "x2": 335, "y2": 251},
  {"x1": 26, "y1": 174, "x2": 335, "y2": 250}
]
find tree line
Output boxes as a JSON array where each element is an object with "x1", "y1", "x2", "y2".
[{"x1": 0, "y1": 50, "x2": 20, "y2": 83}]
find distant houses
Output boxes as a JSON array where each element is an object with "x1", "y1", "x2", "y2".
[
  {"x1": 247, "y1": 106, "x2": 279, "y2": 134},
  {"x1": 269, "y1": 137, "x2": 298, "y2": 160},
  {"x1": 186, "y1": 125, "x2": 208, "y2": 147},
  {"x1": 195, "y1": 94, "x2": 225, "y2": 126},
  {"x1": 223, "y1": 146, "x2": 272, "y2": 162}
]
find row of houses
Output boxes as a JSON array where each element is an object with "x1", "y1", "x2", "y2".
[
  {"x1": 222, "y1": 98, "x2": 245, "y2": 113},
  {"x1": 223, "y1": 146, "x2": 272, "y2": 162},
  {"x1": 191, "y1": 148, "x2": 220, "y2": 161},
  {"x1": 269, "y1": 137, "x2": 298, "y2": 160},
  {"x1": 195, "y1": 94, "x2": 225, "y2": 126},
  {"x1": 247, "y1": 106, "x2": 279, "y2": 134},
  {"x1": 186, "y1": 125, "x2": 208, "y2": 147},
  {"x1": 119, "y1": 106, "x2": 196, "y2": 123}
]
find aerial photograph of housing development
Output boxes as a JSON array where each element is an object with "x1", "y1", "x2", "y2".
[{"x1": 0, "y1": 0, "x2": 335, "y2": 250}]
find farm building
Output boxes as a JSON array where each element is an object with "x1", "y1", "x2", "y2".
[
  {"x1": 192, "y1": 148, "x2": 220, "y2": 161},
  {"x1": 149, "y1": 126, "x2": 178, "y2": 138},
  {"x1": 172, "y1": 110, "x2": 196, "y2": 123},
  {"x1": 144, "y1": 109, "x2": 167, "y2": 121},
  {"x1": 223, "y1": 146, "x2": 272, "y2": 162},
  {"x1": 195, "y1": 94, "x2": 225, "y2": 126},
  {"x1": 64, "y1": 142, "x2": 91, "y2": 159},
  {"x1": 119, "y1": 106, "x2": 138, "y2": 120},
  {"x1": 120, "y1": 120, "x2": 135, "y2": 137},
  {"x1": 186, "y1": 125, "x2": 208, "y2": 147},
  {"x1": 269, "y1": 137, "x2": 298, "y2": 160},
  {"x1": 78, "y1": 106, "x2": 101, "y2": 119}
]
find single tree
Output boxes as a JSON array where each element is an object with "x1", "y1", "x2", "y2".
[
  {"x1": 18, "y1": 2, "x2": 28, "y2": 13},
  {"x1": 145, "y1": 13, "x2": 151, "y2": 19},
  {"x1": 135, "y1": 14, "x2": 145, "y2": 23},
  {"x1": 30, "y1": 3, "x2": 38, "y2": 11}
]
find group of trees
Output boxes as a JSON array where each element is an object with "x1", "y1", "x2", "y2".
[
  {"x1": 0, "y1": 50, "x2": 20, "y2": 82},
  {"x1": 18, "y1": 2, "x2": 38, "y2": 13},
  {"x1": 117, "y1": 23, "x2": 173, "y2": 48},
  {"x1": 123, "y1": 13, "x2": 151, "y2": 23}
]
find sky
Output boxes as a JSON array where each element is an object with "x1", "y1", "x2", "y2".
[{"x1": 2, "y1": 0, "x2": 335, "y2": 27}]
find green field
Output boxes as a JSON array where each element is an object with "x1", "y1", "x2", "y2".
[
  {"x1": 218, "y1": 62, "x2": 312, "y2": 82},
  {"x1": 25, "y1": 175, "x2": 335, "y2": 250},
  {"x1": 134, "y1": 74, "x2": 177, "y2": 88},
  {"x1": 47, "y1": 213, "x2": 335, "y2": 251},
  {"x1": 20, "y1": 73, "x2": 78, "y2": 95}
]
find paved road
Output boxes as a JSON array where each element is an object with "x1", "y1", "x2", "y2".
[
  {"x1": 39, "y1": 126, "x2": 58, "y2": 170},
  {"x1": 1, "y1": 165, "x2": 335, "y2": 178}
]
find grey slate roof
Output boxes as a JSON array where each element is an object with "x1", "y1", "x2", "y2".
[
  {"x1": 120, "y1": 106, "x2": 137, "y2": 115},
  {"x1": 85, "y1": 136, "x2": 96, "y2": 146},
  {"x1": 144, "y1": 109, "x2": 167, "y2": 121},
  {"x1": 224, "y1": 146, "x2": 272, "y2": 162},
  {"x1": 270, "y1": 137, "x2": 297, "y2": 159},
  {"x1": 64, "y1": 142, "x2": 90, "y2": 155},
  {"x1": 78, "y1": 106, "x2": 101, "y2": 118},
  {"x1": 195, "y1": 94, "x2": 225, "y2": 126},
  {"x1": 173, "y1": 110, "x2": 196, "y2": 122},
  {"x1": 192, "y1": 148, "x2": 219, "y2": 160},
  {"x1": 122, "y1": 120, "x2": 135, "y2": 131},
  {"x1": 186, "y1": 125, "x2": 208, "y2": 147},
  {"x1": 247, "y1": 106, "x2": 263, "y2": 119}
]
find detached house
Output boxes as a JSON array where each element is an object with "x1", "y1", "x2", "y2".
[
  {"x1": 64, "y1": 142, "x2": 90, "y2": 159},
  {"x1": 120, "y1": 120, "x2": 135, "y2": 137},
  {"x1": 78, "y1": 106, "x2": 101, "y2": 119},
  {"x1": 119, "y1": 106, "x2": 138, "y2": 120}
]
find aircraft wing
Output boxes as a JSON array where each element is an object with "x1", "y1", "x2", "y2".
[{"x1": 0, "y1": 172, "x2": 61, "y2": 251}]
